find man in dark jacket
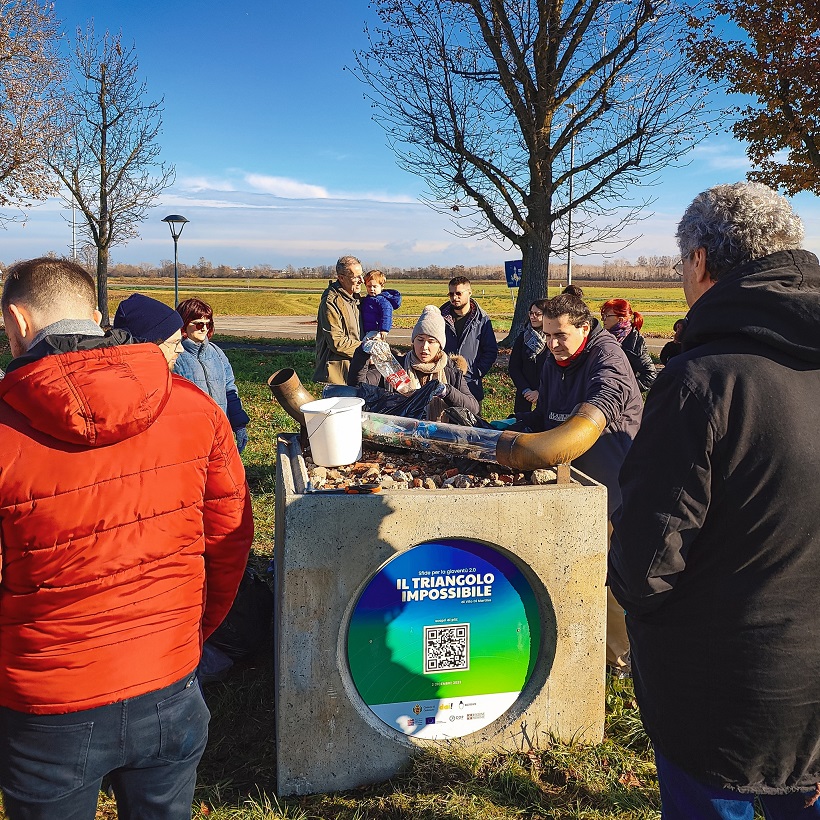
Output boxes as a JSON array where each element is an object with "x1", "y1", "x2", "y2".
[
  {"x1": 609, "y1": 182, "x2": 820, "y2": 817},
  {"x1": 440, "y1": 276, "x2": 498, "y2": 403},
  {"x1": 514, "y1": 293, "x2": 643, "y2": 673}
]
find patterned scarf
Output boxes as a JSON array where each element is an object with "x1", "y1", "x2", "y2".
[
  {"x1": 523, "y1": 324, "x2": 547, "y2": 361},
  {"x1": 405, "y1": 350, "x2": 449, "y2": 390},
  {"x1": 608, "y1": 318, "x2": 632, "y2": 344}
]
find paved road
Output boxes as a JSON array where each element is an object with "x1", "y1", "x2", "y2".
[{"x1": 217, "y1": 315, "x2": 668, "y2": 354}]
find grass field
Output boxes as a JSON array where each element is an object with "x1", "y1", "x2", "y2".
[
  {"x1": 106, "y1": 278, "x2": 687, "y2": 337},
  {"x1": 0, "y1": 335, "x2": 664, "y2": 819}
]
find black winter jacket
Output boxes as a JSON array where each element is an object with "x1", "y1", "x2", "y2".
[
  {"x1": 609, "y1": 249, "x2": 820, "y2": 794},
  {"x1": 514, "y1": 321, "x2": 643, "y2": 515},
  {"x1": 507, "y1": 331, "x2": 549, "y2": 413},
  {"x1": 347, "y1": 347, "x2": 480, "y2": 415},
  {"x1": 620, "y1": 328, "x2": 657, "y2": 391}
]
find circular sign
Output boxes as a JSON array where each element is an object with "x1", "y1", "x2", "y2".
[{"x1": 346, "y1": 538, "x2": 541, "y2": 739}]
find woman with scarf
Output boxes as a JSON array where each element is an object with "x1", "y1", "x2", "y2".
[
  {"x1": 600, "y1": 298, "x2": 657, "y2": 391},
  {"x1": 173, "y1": 297, "x2": 251, "y2": 454},
  {"x1": 508, "y1": 299, "x2": 549, "y2": 413},
  {"x1": 348, "y1": 305, "x2": 479, "y2": 417}
]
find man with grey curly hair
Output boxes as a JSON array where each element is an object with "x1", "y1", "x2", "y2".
[
  {"x1": 675, "y1": 181, "x2": 805, "y2": 289},
  {"x1": 609, "y1": 181, "x2": 820, "y2": 818}
]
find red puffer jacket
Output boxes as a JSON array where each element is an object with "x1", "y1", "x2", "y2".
[{"x1": 0, "y1": 341, "x2": 254, "y2": 714}]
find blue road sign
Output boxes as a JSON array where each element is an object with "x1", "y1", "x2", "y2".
[{"x1": 504, "y1": 260, "x2": 522, "y2": 288}]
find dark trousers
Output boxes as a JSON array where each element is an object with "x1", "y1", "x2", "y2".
[
  {"x1": 656, "y1": 750, "x2": 820, "y2": 820},
  {"x1": 0, "y1": 673, "x2": 209, "y2": 820}
]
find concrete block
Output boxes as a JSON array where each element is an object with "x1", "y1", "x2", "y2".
[{"x1": 274, "y1": 434, "x2": 608, "y2": 796}]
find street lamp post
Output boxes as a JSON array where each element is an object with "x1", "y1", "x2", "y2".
[
  {"x1": 566, "y1": 104, "x2": 576, "y2": 288},
  {"x1": 162, "y1": 214, "x2": 189, "y2": 306}
]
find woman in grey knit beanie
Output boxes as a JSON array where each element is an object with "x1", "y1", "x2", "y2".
[
  {"x1": 411, "y1": 305, "x2": 447, "y2": 348},
  {"x1": 348, "y1": 305, "x2": 480, "y2": 418}
]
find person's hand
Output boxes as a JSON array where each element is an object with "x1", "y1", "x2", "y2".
[
  {"x1": 523, "y1": 389, "x2": 539, "y2": 404},
  {"x1": 431, "y1": 382, "x2": 450, "y2": 399},
  {"x1": 235, "y1": 427, "x2": 248, "y2": 454}
]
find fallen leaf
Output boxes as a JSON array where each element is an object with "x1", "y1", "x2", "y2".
[{"x1": 619, "y1": 771, "x2": 643, "y2": 788}]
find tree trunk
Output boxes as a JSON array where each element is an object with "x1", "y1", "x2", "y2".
[
  {"x1": 501, "y1": 233, "x2": 551, "y2": 346},
  {"x1": 97, "y1": 245, "x2": 109, "y2": 327}
]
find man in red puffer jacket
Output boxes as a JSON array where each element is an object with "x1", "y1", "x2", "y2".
[{"x1": 0, "y1": 258, "x2": 254, "y2": 819}]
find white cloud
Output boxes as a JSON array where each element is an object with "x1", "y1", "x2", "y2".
[
  {"x1": 244, "y1": 174, "x2": 329, "y2": 199},
  {"x1": 332, "y1": 188, "x2": 417, "y2": 204},
  {"x1": 690, "y1": 143, "x2": 752, "y2": 172},
  {"x1": 8, "y1": 153, "x2": 820, "y2": 269},
  {"x1": 177, "y1": 175, "x2": 237, "y2": 193}
]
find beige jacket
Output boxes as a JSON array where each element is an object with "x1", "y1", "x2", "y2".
[{"x1": 313, "y1": 280, "x2": 361, "y2": 384}]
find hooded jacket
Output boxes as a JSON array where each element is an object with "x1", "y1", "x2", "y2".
[
  {"x1": 348, "y1": 347, "x2": 479, "y2": 414},
  {"x1": 361, "y1": 288, "x2": 402, "y2": 334},
  {"x1": 609, "y1": 249, "x2": 820, "y2": 793},
  {"x1": 514, "y1": 321, "x2": 643, "y2": 515},
  {"x1": 0, "y1": 337, "x2": 253, "y2": 714},
  {"x1": 440, "y1": 299, "x2": 498, "y2": 401}
]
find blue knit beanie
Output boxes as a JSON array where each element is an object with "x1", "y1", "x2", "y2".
[{"x1": 113, "y1": 293, "x2": 183, "y2": 342}]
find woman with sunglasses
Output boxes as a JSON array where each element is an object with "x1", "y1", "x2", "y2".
[
  {"x1": 600, "y1": 298, "x2": 657, "y2": 391},
  {"x1": 174, "y1": 298, "x2": 250, "y2": 454}
]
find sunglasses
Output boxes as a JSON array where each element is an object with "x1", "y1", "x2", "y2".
[{"x1": 190, "y1": 319, "x2": 211, "y2": 330}]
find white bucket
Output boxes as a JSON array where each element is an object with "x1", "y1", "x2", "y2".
[{"x1": 299, "y1": 397, "x2": 365, "y2": 467}]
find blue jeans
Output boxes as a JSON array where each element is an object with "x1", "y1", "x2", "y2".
[
  {"x1": 656, "y1": 750, "x2": 820, "y2": 820},
  {"x1": 0, "y1": 673, "x2": 209, "y2": 820}
]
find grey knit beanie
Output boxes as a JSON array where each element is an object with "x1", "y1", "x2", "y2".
[{"x1": 412, "y1": 305, "x2": 447, "y2": 348}]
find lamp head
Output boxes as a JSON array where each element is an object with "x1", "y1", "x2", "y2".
[{"x1": 162, "y1": 214, "x2": 189, "y2": 240}]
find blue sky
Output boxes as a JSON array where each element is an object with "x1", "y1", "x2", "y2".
[{"x1": 4, "y1": 0, "x2": 819, "y2": 269}]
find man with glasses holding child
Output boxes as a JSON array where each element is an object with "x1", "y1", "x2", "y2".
[{"x1": 314, "y1": 255, "x2": 365, "y2": 384}]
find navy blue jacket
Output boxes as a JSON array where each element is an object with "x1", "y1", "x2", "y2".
[
  {"x1": 440, "y1": 299, "x2": 498, "y2": 402},
  {"x1": 514, "y1": 321, "x2": 642, "y2": 515}
]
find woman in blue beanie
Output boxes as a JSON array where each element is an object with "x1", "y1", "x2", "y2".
[
  {"x1": 112, "y1": 293, "x2": 184, "y2": 371},
  {"x1": 174, "y1": 298, "x2": 250, "y2": 454}
]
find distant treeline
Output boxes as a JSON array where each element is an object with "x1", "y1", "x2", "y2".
[{"x1": 7, "y1": 254, "x2": 680, "y2": 281}]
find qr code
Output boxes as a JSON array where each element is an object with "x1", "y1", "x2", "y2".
[{"x1": 424, "y1": 624, "x2": 470, "y2": 674}]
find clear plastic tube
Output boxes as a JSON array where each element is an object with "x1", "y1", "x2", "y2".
[{"x1": 361, "y1": 411, "x2": 502, "y2": 463}]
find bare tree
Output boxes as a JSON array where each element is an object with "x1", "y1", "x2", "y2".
[
  {"x1": 48, "y1": 25, "x2": 174, "y2": 325},
  {"x1": 0, "y1": 0, "x2": 64, "y2": 220},
  {"x1": 355, "y1": 0, "x2": 708, "y2": 337}
]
